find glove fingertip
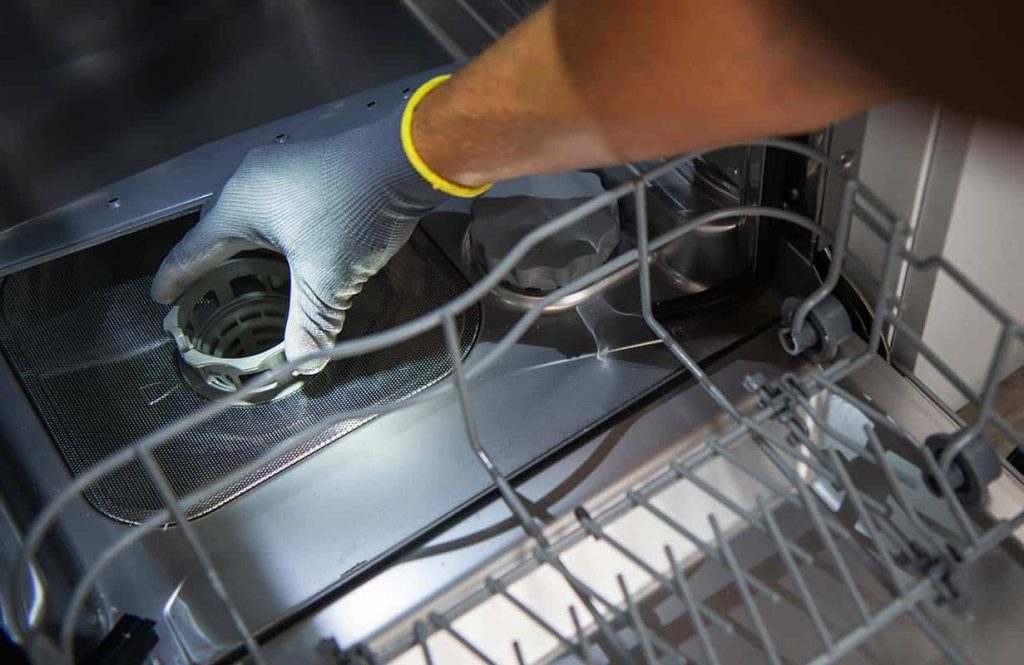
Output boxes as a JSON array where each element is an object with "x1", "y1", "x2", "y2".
[
  {"x1": 150, "y1": 249, "x2": 215, "y2": 304},
  {"x1": 294, "y1": 358, "x2": 329, "y2": 376},
  {"x1": 284, "y1": 322, "x2": 336, "y2": 376},
  {"x1": 151, "y1": 231, "x2": 259, "y2": 305},
  {"x1": 150, "y1": 260, "x2": 187, "y2": 304}
]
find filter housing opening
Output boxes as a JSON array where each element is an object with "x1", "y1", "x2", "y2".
[{"x1": 164, "y1": 256, "x2": 301, "y2": 403}]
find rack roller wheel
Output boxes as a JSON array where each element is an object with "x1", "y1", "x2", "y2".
[
  {"x1": 923, "y1": 432, "x2": 1001, "y2": 506},
  {"x1": 778, "y1": 295, "x2": 853, "y2": 363}
]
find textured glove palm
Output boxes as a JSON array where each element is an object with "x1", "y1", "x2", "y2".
[{"x1": 151, "y1": 107, "x2": 446, "y2": 373}]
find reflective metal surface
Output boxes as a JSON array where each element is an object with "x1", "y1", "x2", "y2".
[
  {"x1": 0, "y1": 0, "x2": 451, "y2": 230},
  {"x1": 466, "y1": 173, "x2": 620, "y2": 293},
  {"x1": 601, "y1": 147, "x2": 763, "y2": 298},
  {"x1": 257, "y1": 329, "x2": 809, "y2": 659},
  {"x1": 645, "y1": 153, "x2": 760, "y2": 294},
  {"x1": 344, "y1": 336, "x2": 1024, "y2": 665}
]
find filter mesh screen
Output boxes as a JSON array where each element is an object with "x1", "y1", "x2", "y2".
[{"x1": 0, "y1": 218, "x2": 478, "y2": 524}]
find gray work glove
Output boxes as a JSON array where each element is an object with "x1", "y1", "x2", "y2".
[{"x1": 151, "y1": 107, "x2": 447, "y2": 374}]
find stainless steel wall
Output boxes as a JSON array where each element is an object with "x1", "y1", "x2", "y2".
[{"x1": 0, "y1": 0, "x2": 453, "y2": 229}]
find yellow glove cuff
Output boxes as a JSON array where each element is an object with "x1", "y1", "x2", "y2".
[{"x1": 400, "y1": 74, "x2": 493, "y2": 199}]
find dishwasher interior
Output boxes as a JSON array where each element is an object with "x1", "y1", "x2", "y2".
[{"x1": 4, "y1": 31, "x2": 1024, "y2": 665}]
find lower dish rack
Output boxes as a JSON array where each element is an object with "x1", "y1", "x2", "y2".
[{"x1": 7, "y1": 139, "x2": 1024, "y2": 664}]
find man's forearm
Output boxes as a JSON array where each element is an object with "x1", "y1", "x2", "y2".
[{"x1": 412, "y1": 0, "x2": 892, "y2": 188}]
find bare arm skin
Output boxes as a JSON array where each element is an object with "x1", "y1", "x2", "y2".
[{"x1": 412, "y1": 0, "x2": 894, "y2": 188}]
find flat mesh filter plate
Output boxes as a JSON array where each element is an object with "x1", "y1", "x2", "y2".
[{"x1": 0, "y1": 220, "x2": 478, "y2": 523}]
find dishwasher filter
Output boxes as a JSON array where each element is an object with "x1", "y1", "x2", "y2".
[
  {"x1": 0, "y1": 217, "x2": 478, "y2": 524},
  {"x1": 162, "y1": 256, "x2": 301, "y2": 403}
]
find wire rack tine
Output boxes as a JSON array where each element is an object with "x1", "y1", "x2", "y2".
[
  {"x1": 800, "y1": 372, "x2": 977, "y2": 547},
  {"x1": 749, "y1": 418, "x2": 909, "y2": 590},
  {"x1": 670, "y1": 460, "x2": 801, "y2": 576},
  {"x1": 618, "y1": 574, "x2": 660, "y2": 665},
  {"x1": 579, "y1": 508, "x2": 780, "y2": 605},
  {"x1": 708, "y1": 514, "x2": 781, "y2": 665},
  {"x1": 785, "y1": 391, "x2": 930, "y2": 556},
  {"x1": 772, "y1": 409, "x2": 893, "y2": 519},
  {"x1": 791, "y1": 469, "x2": 872, "y2": 623},
  {"x1": 775, "y1": 417, "x2": 863, "y2": 486},
  {"x1": 733, "y1": 387, "x2": 895, "y2": 546},
  {"x1": 775, "y1": 389, "x2": 891, "y2": 476},
  {"x1": 629, "y1": 489, "x2": 782, "y2": 607},
  {"x1": 446, "y1": 306, "x2": 656, "y2": 659},
  {"x1": 755, "y1": 496, "x2": 833, "y2": 651},
  {"x1": 700, "y1": 440, "x2": 816, "y2": 564},
  {"x1": 581, "y1": 506, "x2": 770, "y2": 635},
  {"x1": 907, "y1": 609, "x2": 968, "y2": 665},
  {"x1": 665, "y1": 545, "x2": 722, "y2": 665},
  {"x1": 671, "y1": 438, "x2": 872, "y2": 569},
  {"x1": 534, "y1": 548, "x2": 683, "y2": 664},
  {"x1": 444, "y1": 311, "x2": 641, "y2": 660},
  {"x1": 695, "y1": 423, "x2": 892, "y2": 567},
  {"x1": 740, "y1": 420, "x2": 903, "y2": 573},
  {"x1": 759, "y1": 446, "x2": 914, "y2": 602},
  {"x1": 861, "y1": 427, "x2": 949, "y2": 555},
  {"x1": 512, "y1": 640, "x2": 527, "y2": 665},
  {"x1": 568, "y1": 605, "x2": 594, "y2": 665},
  {"x1": 429, "y1": 612, "x2": 496, "y2": 664},
  {"x1": 775, "y1": 378, "x2": 889, "y2": 467},
  {"x1": 805, "y1": 578, "x2": 936, "y2": 665},
  {"x1": 532, "y1": 549, "x2": 636, "y2": 663},
  {"x1": 825, "y1": 449, "x2": 906, "y2": 596},
  {"x1": 803, "y1": 371, "x2": 911, "y2": 444},
  {"x1": 484, "y1": 578, "x2": 580, "y2": 658}
]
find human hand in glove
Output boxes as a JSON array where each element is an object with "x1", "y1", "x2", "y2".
[{"x1": 151, "y1": 75, "x2": 488, "y2": 374}]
